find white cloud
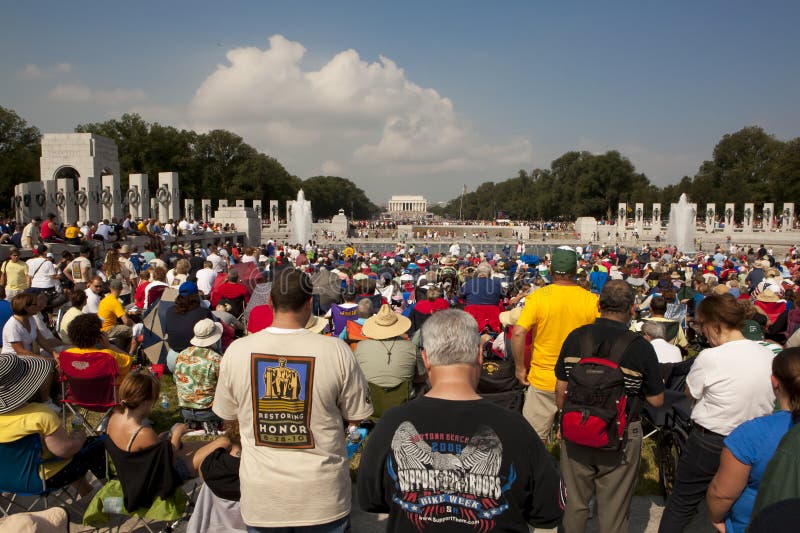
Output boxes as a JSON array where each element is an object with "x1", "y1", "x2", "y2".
[
  {"x1": 188, "y1": 35, "x2": 531, "y2": 196},
  {"x1": 48, "y1": 84, "x2": 146, "y2": 106},
  {"x1": 19, "y1": 62, "x2": 73, "y2": 79}
]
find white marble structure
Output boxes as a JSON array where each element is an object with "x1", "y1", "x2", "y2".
[
  {"x1": 40, "y1": 133, "x2": 120, "y2": 183},
  {"x1": 235, "y1": 200, "x2": 245, "y2": 208},
  {"x1": 269, "y1": 200, "x2": 279, "y2": 228},
  {"x1": 156, "y1": 172, "x2": 180, "y2": 221},
  {"x1": 77, "y1": 176, "x2": 101, "y2": 223},
  {"x1": 252, "y1": 200, "x2": 262, "y2": 221},
  {"x1": 724, "y1": 203, "x2": 735, "y2": 233},
  {"x1": 201, "y1": 199, "x2": 212, "y2": 222},
  {"x1": 617, "y1": 203, "x2": 627, "y2": 229},
  {"x1": 743, "y1": 203, "x2": 755, "y2": 232},
  {"x1": 286, "y1": 200, "x2": 295, "y2": 226},
  {"x1": 634, "y1": 203, "x2": 644, "y2": 233},
  {"x1": 783, "y1": 203, "x2": 795, "y2": 231},
  {"x1": 55, "y1": 178, "x2": 77, "y2": 224},
  {"x1": 705, "y1": 203, "x2": 716, "y2": 233},
  {"x1": 101, "y1": 174, "x2": 123, "y2": 222},
  {"x1": 184, "y1": 199, "x2": 195, "y2": 220},
  {"x1": 211, "y1": 205, "x2": 260, "y2": 245},
  {"x1": 387, "y1": 195, "x2": 428, "y2": 219},
  {"x1": 127, "y1": 174, "x2": 150, "y2": 220},
  {"x1": 14, "y1": 182, "x2": 46, "y2": 223},
  {"x1": 651, "y1": 203, "x2": 662, "y2": 233},
  {"x1": 763, "y1": 203, "x2": 774, "y2": 231},
  {"x1": 218, "y1": 199, "x2": 228, "y2": 209}
]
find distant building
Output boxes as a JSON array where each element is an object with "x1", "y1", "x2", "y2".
[{"x1": 387, "y1": 195, "x2": 428, "y2": 216}]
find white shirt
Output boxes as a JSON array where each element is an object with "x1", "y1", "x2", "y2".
[
  {"x1": 207, "y1": 253, "x2": 225, "y2": 273},
  {"x1": 686, "y1": 339, "x2": 776, "y2": 435},
  {"x1": 84, "y1": 288, "x2": 102, "y2": 313},
  {"x1": 26, "y1": 257, "x2": 57, "y2": 289},
  {"x1": 2, "y1": 316, "x2": 37, "y2": 354},
  {"x1": 196, "y1": 268, "x2": 217, "y2": 296},
  {"x1": 650, "y1": 338, "x2": 682, "y2": 364},
  {"x1": 95, "y1": 223, "x2": 111, "y2": 240}
]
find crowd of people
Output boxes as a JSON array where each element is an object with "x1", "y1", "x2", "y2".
[{"x1": 2, "y1": 222, "x2": 800, "y2": 532}]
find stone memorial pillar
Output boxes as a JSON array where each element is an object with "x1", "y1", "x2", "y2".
[
  {"x1": 252, "y1": 200, "x2": 262, "y2": 222},
  {"x1": 14, "y1": 183, "x2": 45, "y2": 223},
  {"x1": 762, "y1": 203, "x2": 774, "y2": 232},
  {"x1": 783, "y1": 203, "x2": 795, "y2": 231},
  {"x1": 634, "y1": 203, "x2": 644, "y2": 233},
  {"x1": 77, "y1": 176, "x2": 101, "y2": 223},
  {"x1": 218, "y1": 199, "x2": 228, "y2": 208},
  {"x1": 150, "y1": 198, "x2": 158, "y2": 218},
  {"x1": 651, "y1": 203, "x2": 661, "y2": 234},
  {"x1": 724, "y1": 203, "x2": 735, "y2": 233},
  {"x1": 235, "y1": 200, "x2": 245, "y2": 208},
  {"x1": 269, "y1": 200, "x2": 279, "y2": 228},
  {"x1": 101, "y1": 174, "x2": 123, "y2": 222},
  {"x1": 157, "y1": 172, "x2": 180, "y2": 221},
  {"x1": 184, "y1": 199, "x2": 195, "y2": 220},
  {"x1": 201, "y1": 199, "x2": 212, "y2": 222},
  {"x1": 743, "y1": 203, "x2": 755, "y2": 232},
  {"x1": 128, "y1": 174, "x2": 150, "y2": 220},
  {"x1": 705, "y1": 203, "x2": 716, "y2": 233},
  {"x1": 56, "y1": 178, "x2": 77, "y2": 225},
  {"x1": 617, "y1": 203, "x2": 626, "y2": 233},
  {"x1": 286, "y1": 200, "x2": 295, "y2": 227}
]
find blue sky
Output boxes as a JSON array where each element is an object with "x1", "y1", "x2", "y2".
[{"x1": 2, "y1": 1, "x2": 798, "y2": 203}]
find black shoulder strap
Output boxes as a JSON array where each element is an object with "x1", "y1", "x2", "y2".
[
  {"x1": 606, "y1": 330, "x2": 639, "y2": 365},
  {"x1": 577, "y1": 327, "x2": 596, "y2": 360}
]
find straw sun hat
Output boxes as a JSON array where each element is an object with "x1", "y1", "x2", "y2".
[{"x1": 362, "y1": 304, "x2": 411, "y2": 340}]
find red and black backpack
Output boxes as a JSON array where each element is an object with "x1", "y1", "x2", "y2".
[{"x1": 561, "y1": 328, "x2": 638, "y2": 451}]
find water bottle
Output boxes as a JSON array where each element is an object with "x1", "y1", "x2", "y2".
[
  {"x1": 103, "y1": 496, "x2": 124, "y2": 513},
  {"x1": 347, "y1": 425, "x2": 362, "y2": 444},
  {"x1": 71, "y1": 414, "x2": 84, "y2": 430},
  {"x1": 160, "y1": 393, "x2": 170, "y2": 410}
]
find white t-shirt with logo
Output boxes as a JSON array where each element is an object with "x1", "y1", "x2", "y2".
[
  {"x1": 27, "y1": 257, "x2": 57, "y2": 289},
  {"x1": 213, "y1": 328, "x2": 372, "y2": 527},
  {"x1": 686, "y1": 339, "x2": 775, "y2": 435}
]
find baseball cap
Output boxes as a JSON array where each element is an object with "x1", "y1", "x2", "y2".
[
  {"x1": 178, "y1": 281, "x2": 199, "y2": 296},
  {"x1": 741, "y1": 320, "x2": 764, "y2": 341},
  {"x1": 551, "y1": 246, "x2": 578, "y2": 275}
]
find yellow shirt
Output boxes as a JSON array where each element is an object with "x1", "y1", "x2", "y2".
[
  {"x1": 63, "y1": 347, "x2": 133, "y2": 381},
  {"x1": 65, "y1": 226, "x2": 81, "y2": 239},
  {"x1": 516, "y1": 284, "x2": 599, "y2": 391},
  {"x1": 98, "y1": 294, "x2": 125, "y2": 331},
  {"x1": 2, "y1": 260, "x2": 28, "y2": 290},
  {"x1": 0, "y1": 403, "x2": 70, "y2": 479}
]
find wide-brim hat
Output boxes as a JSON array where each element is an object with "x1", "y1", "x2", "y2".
[
  {"x1": 190, "y1": 318, "x2": 224, "y2": 347},
  {"x1": 305, "y1": 315, "x2": 328, "y2": 334},
  {"x1": 362, "y1": 304, "x2": 411, "y2": 340},
  {"x1": 0, "y1": 353, "x2": 53, "y2": 414},
  {"x1": 756, "y1": 285, "x2": 781, "y2": 303},
  {"x1": 499, "y1": 307, "x2": 522, "y2": 328}
]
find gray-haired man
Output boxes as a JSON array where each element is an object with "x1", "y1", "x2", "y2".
[{"x1": 358, "y1": 308, "x2": 564, "y2": 532}]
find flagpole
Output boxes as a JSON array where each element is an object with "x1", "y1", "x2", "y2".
[{"x1": 460, "y1": 184, "x2": 466, "y2": 221}]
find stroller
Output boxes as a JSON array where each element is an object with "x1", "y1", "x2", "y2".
[{"x1": 642, "y1": 357, "x2": 695, "y2": 499}]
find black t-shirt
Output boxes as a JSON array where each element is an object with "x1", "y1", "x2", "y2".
[
  {"x1": 164, "y1": 306, "x2": 214, "y2": 352},
  {"x1": 555, "y1": 318, "x2": 664, "y2": 420},
  {"x1": 200, "y1": 447, "x2": 241, "y2": 501},
  {"x1": 188, "y1": 255, "x2": 205, "y2": 276},
  {"x1": 357, "y1": 396, "x2": 564, "y2": 532}
]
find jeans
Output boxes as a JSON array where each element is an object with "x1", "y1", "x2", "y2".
[
  {"x1": 247, "y1": 515, "x2": 350, "y2": 533},
  {"x1": 658, "y1": 426, "x2": 725, "y2": 533}
]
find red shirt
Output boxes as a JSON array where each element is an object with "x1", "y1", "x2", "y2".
[
  {"x1": 210, "y1": 282, "x2": 249, "y2": 307},
  {"x1": 134, "y1": 281, "x2": 150, "y2": 309}
]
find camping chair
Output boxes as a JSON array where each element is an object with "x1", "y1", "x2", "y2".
[
  {"x1": 58, "y1": 350, "x2": 119, "y2": 436},
  {"x1": 330, "y1": 304, "x2": 359, "y2": 336},
  {"x1": 0, "y1": 434, "x2": 77, "y2": 517},
  {"x1": 464, "y1": 304, "x2": 503, "y2": 334},
  {"x1": 368, "y1": 381, "x2": 410, "y2": 422}
]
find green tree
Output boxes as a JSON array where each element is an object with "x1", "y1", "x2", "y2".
[
  {"x1": 0, "y1": 106, "x2": 41, "y2": 207},
  {"x1": 301, "y1": 176, "x2": 380, "y2": 219}
]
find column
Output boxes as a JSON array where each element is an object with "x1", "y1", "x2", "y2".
[
  {"x1": 269, "y1": 200, "x2": 279, "y2": 228},
  {"x1": 634, "y1": 203, "x2": 644, "y2": 233},
  {"x1": 762, "y1": 203, "x2": 774, "y2": 232},
  {"x1": 617, "y1": 203, "x2": 627, "y2": 232},
  {"x1": 724, "y1": 203, "x2": 735, "y2": 234},
  {"x1": 201, "y1": 199, "x2": 212, "y2": 222},
  {"x1": 56, "y1": 178, "x2": 77, "y2": 225},
  {"x1": 77, "y1": 176, "x2": 101, "y2": 224},
  {"x1": 705, "y1": 203, "x2": 716, "y2": 233},
  {"x1": 101, "y1": 174, "x2": 123, "y2": 222},
  {"x1": 128, "y1": 174, "x2": 150, "y2": 220},
  {"x1": 184, "y1": 199, "x2": 195, "y2": 220},
  {"x1": 651, "y1": 203, "x2": 661, "y2": 234},
  {"x1": 743, "y1": 203, "x2": 754, "y2": 232},
  {"x1": 157, "y1": 172, "x2": 180, "y2": 221},
  {"x1": 235, "y1": 200, "x2": 245, "y2": 208},
  {"x1": 783, "y1": 203, "x2": 795, "y2": 231},
  {"x1": 253, "y1": 200, "x2": 262, "y2": 221}
]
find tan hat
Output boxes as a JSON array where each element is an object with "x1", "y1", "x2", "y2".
[
  {"x1": 755, "y1": 259, "x2": 771, "y2": 269},
  {"x1": 305, "y1": 315, "x2": 327, "y2": 334},
  {"x1": 756, "y1": 285, "x2": 781, "y2": 303},
  {"x1": 190, "y1": 318, "x2": 223, "y2": 347},
  {"x1": 362, "y1": 304, "x2": 411, "y2": 340},
  {"x1": 119, "y1": 244, "x2": 131, "y2": 253},
  {"x1": 499, "y1": 307, "x2": 522, "y2": 328},
  {"x1": 712, "y1": 284, "x2": 729, "y2": 295}
]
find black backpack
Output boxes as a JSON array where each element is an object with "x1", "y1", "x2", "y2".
[{"x1": 561, "y1": 328, "x2": 638, "y2": 451}]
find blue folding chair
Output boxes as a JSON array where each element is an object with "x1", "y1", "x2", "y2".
[{"x1": 0, "y1": 433, "x2": 76, "y2": 517}]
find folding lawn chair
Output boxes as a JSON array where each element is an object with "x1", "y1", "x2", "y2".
[
  {"x1": 0, "y1": 434, "x2": 77, "y2": 517},
  {"x1": 58, "y1": 350, "x2": 119, "y2": 435}
]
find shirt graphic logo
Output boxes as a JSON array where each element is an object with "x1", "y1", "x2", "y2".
[
  {"x1": 250, "y1": 354, "x2": 315, "y2": 448},
  {"x1": 388, "y1": 421, "x2": 513, "y2": 531}
]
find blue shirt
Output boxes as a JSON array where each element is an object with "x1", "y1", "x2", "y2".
[
  {"x1": 723, "y1": 410, "x2": 794, "y2": 533},
  {"x1": 458, "y1": 277, "x2": 503, "y2": 306},
  {"x1": 0, "y1": 300, "x2": 12, "y2": 344}
]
